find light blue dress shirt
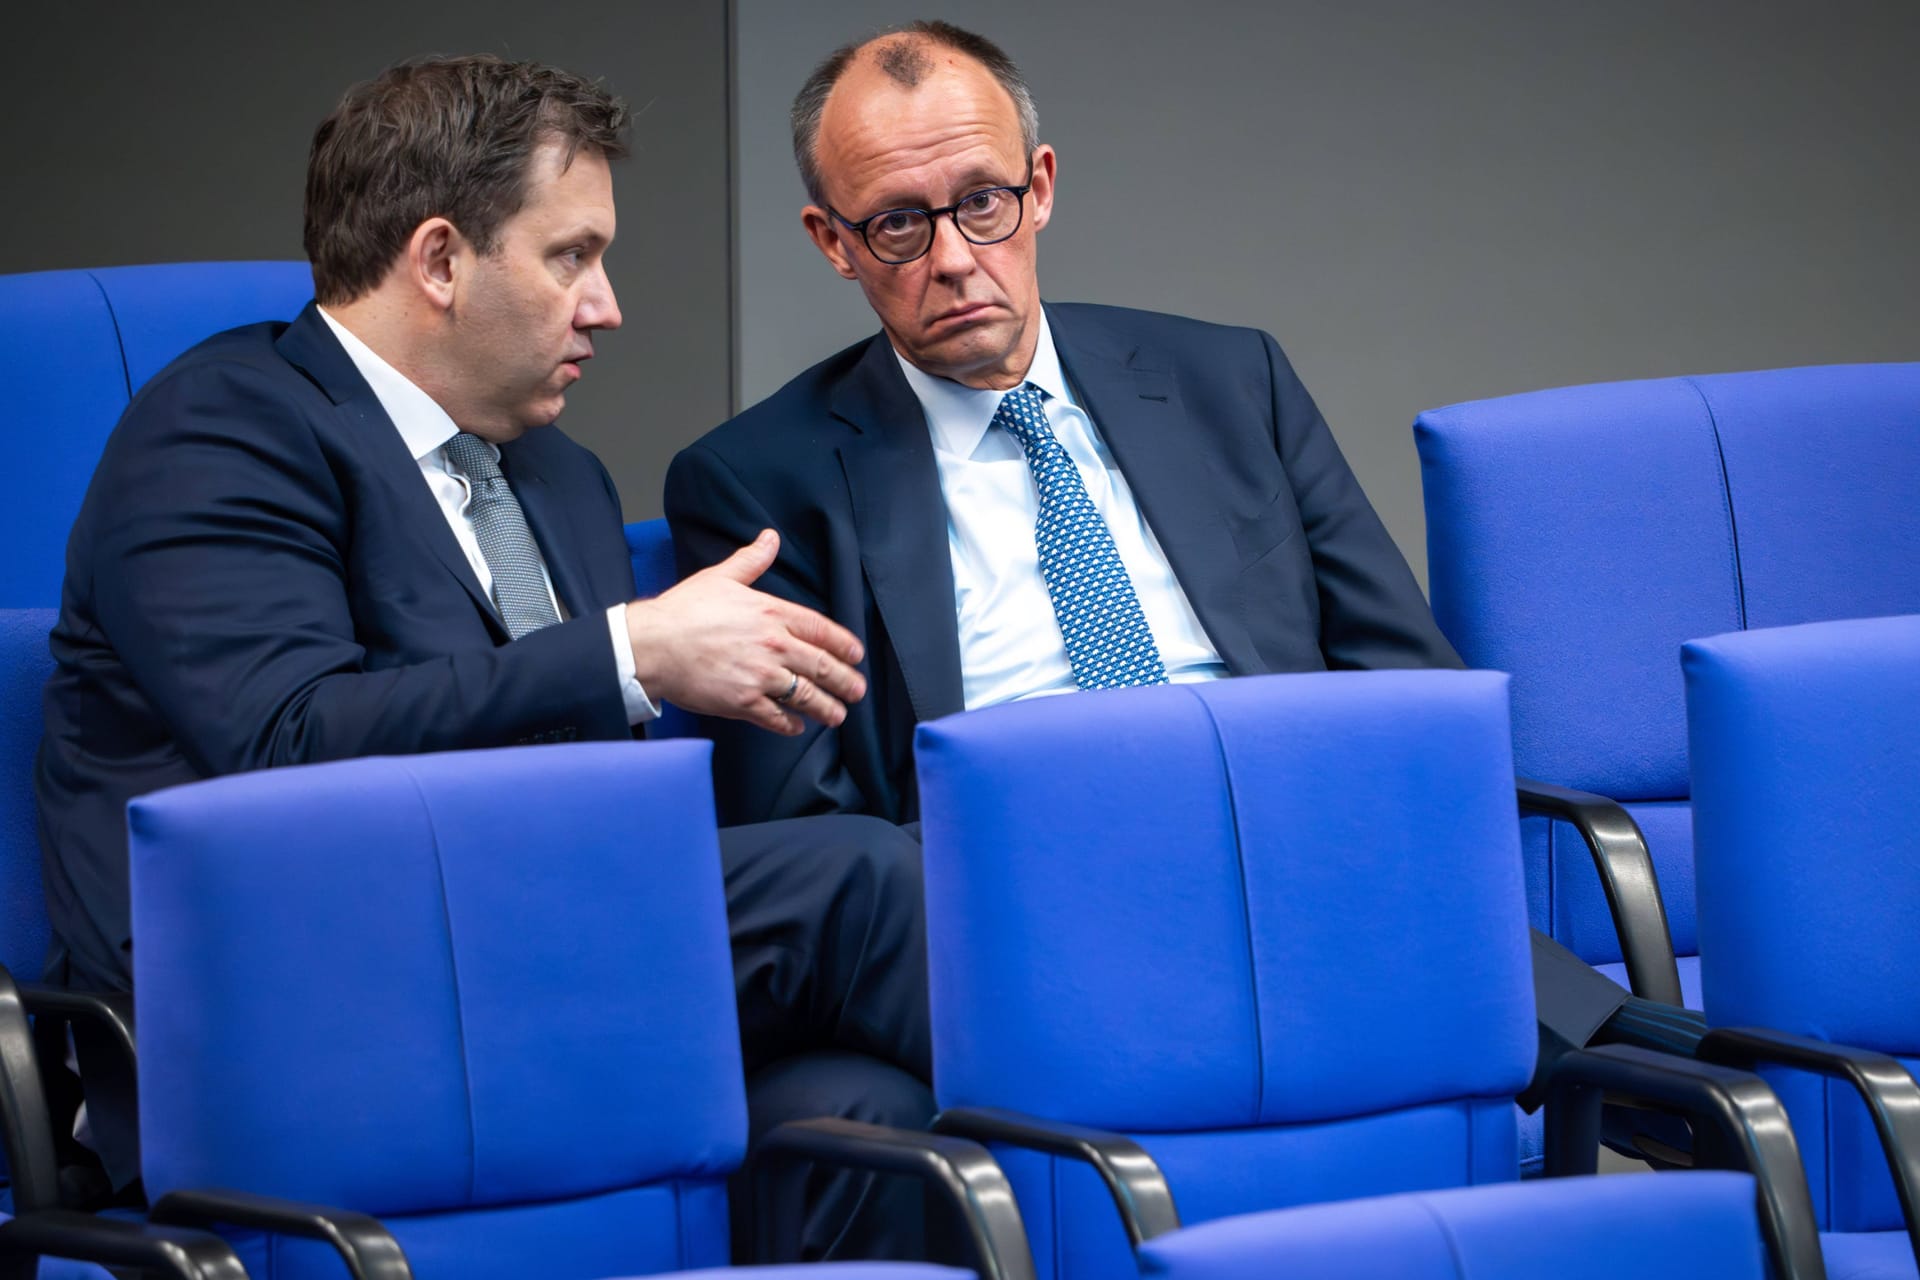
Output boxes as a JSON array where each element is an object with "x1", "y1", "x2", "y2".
[{"x1": 894, "y1": 309, "x2": 1228, "y2": 710}]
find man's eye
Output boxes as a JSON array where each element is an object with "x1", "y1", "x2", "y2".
[
  {"x1": 873, "y1": 212, "x2": 919, "y2": 237},
  {"x1": 960, "y1": 190, "x2": 1000, "y2": 214}
]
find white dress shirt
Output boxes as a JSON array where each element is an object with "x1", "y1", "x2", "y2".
[
  {"x1": 896, "y1": 310, "x2": 1227, "y2": 710},
  {"x1": 318, "y1": 308, "x2": 656, "y2": 723}
]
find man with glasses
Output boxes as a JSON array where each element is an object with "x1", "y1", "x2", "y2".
[
  {"x1": 669, "y1": 21, "x2": 1682, "y2": 1121},
  {"x1": 669, "y1": 19, "x2": 1460, "y2": 815}
]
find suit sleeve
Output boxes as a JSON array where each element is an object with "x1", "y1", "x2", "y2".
[
  {"x1": 1261, "y1": 332, "x2": 1465, "y2": 671},
  {"x1": 87, "y1": 361, "x2": 624, "y2": 776},
  {"x1": 664, "y1": 442, "x2": 877, "y2": 825}
]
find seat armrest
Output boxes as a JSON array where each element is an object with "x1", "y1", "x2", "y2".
[
  {"x1": 17, "y1": 985, "x2": 136, "y2": 1065},
  {"x1": 748, "y1": 1116, "x2": 1035, "y2": 1280},
  {"x1": 1700, "y1": 1026, "x2": 1920, "y2": 1274},
  {"x1": 0, "y1": 967, "x2": 61, "y2": 1213},
  {"x1": 0, "y1": 1208, "x2": 248, "y2": 1280},
  {"x1": 933, "y1": 1106, "x2": 1181, "y2": 1249},
  {"x1": 1515, "y1": 778, "x2": 1684, "y2": 1005},
  {"x1": 149, "y1": 1187, "x2": 412, "y2": 1280},
  {"x1": 1544, "y1": 1043, "x2": 1823, "y2": 1280}
]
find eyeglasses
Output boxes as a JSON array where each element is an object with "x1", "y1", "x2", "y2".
[{"x1": 827, "y1": 165, "x2": 1034, "y2": 265}]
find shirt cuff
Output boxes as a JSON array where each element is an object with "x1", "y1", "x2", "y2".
[{"x1": 606, "y1": 604, "x2": 661, "y2": 725}]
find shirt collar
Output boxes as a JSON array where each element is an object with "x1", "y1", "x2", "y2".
[
  {"x1": 894, "y1": 307, "x2": 1078, "y2": 460},
  {"x1": 317, "y1": 307, "x2": 462, "y2": 463}
]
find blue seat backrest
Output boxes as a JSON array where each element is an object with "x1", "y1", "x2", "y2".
[
  {"x1": 626, "y1": 519, "x2": 676, "y2": 600},
  {"x1": 0, "y1": 610, "x2": 58, "y2": 979},
  {"x1": 1415, "y1": 363, "x2": 1920, "y2": 965},
  {"x1": 915, "y1": 671, "x2": 1535, "y2": 1280},
  {"x1": 130, "y1": 741, "x2": 744, "y2": 1278},
  {"x1": 624, "y1": 519, "x2": 697, "y2": 741},
  {"x1": 0, "y1": 262, "x2": 313, "y2": 607},
  {"x1": 1686, "y1": 613, "x2": 1920, "y2": 1235}
]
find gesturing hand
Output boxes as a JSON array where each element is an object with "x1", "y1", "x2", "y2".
[{"x1": 624, "y1": 529, "x2": 867, "y2": 735}]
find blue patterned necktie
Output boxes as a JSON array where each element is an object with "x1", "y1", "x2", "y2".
[
  {"x1": 992, "y1": 383, "x2": 1169, "y2": 690},
  {"x1": 442, "y1": 432, "x2": 561, "y2": 640}
]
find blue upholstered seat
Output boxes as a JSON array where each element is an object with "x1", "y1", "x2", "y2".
[
  {"x1": 624, "y1": 518, "x2": 695, "y2": 739},
  {"x1": 1416, "y1": 363, "x2": 1920, "y2": 1169},
  {"x1": 130, "y1": 741, "x2": 748, "y2": 1280},
  {"x1": 1686, "y1": 614, "x2": 1920, "y2": 1280},
  {"x1": 1416, "y1": 363, "x2": 1920, "y2": 997},
  {"x1": 917, "y1": 672, "x2": 1539, "y2": 1280},
  {"x1": 1134, "y1": 1172, "x2": 1765, "y2": 1280},
  {"x1": 0, "y1": 261, "x2": 313, "y2": 607}
]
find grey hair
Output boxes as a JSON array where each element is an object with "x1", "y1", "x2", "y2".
[{"x1": 790, "y1": 20, "x2": 1040, "y2": 206}]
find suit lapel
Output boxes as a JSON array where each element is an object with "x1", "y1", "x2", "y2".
[
  {"x1": 276, "y1": 305, "x2": 508, "y2": 641},
  {"x1": 1050, "y1": 308, "x2": 1262, "y2": 676},
  {"x1": 832, "y1": 338, "x2": 967, "y2": 723}
]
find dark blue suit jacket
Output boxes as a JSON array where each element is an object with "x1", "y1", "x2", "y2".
[
  {"x1": 37, "y1": 303, "x2": 638, "y2": 991},
  {"x1": 666, "y1": 303, "x2": 1461, "y2": 828}
]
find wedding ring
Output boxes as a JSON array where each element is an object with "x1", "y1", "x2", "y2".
[{"x1": 772, "y1": 672, "x2": 800, "y2": 705}]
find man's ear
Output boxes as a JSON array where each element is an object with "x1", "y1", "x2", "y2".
[
  {"x1": 406, "y1": 217, "x2": 463, "y2": 312},
  {"x1": 1026, "y1": 144, "x2": 1058, "y2": 235},
  {"x1": 801, "y1": 206, "x2": 860, "y2": 281}
]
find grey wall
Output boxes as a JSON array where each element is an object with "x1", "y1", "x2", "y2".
[
  {"x1": 4, "y1": 0, "x2": 732, "y2": 519},
  {"x1": 735, "y1": 0, "x2": 1920, "y2": 582}
]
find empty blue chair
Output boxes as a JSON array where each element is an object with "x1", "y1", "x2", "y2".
[
  {"x1": 1687, "y1": 614, "x2": 1920, "y2": 1280},
  {"x1": 1139, "y1": 1172, "x2": 1765, "y2": 1280},
  {"x1": 916, "y1": 672, "x2": 1818, "y2": 1280},
  {"x1": 130, "y1": 742, "x2": 1029, "y2": 1280},
  {"x1": 1416, "y1": 363, "x2": 1920, "y2": 1012},
  {"x1": 0, "y1": 262, "x2": 313, "y2": 607}
]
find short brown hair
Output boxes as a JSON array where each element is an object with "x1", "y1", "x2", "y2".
[
  {"x1": 305, "y1": 55, "x2": 629, "y2": 305},
  {"x1": 791, "y1": 21, "x2": 1038, "y2": 206}
]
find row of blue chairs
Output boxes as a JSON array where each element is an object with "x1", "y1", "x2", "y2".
[{"x1": 32, "y1": 614, "x2": 1920, "y2": 1280}]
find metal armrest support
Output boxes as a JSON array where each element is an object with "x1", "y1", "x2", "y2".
[
  {"x1": 0, "y1": 968, "x2": 61, "y2": 1213},
  {"x1": 933, "y1": 1106, "x2": 1181, "y2": 1249},
  {"x1": 1515, "y1": 778, "x2": 1684, "y2": 1006},
  {"x1": 0, "y1": 1209, "x2": 248, "y2": 1280},
  {"x1": 749, "y1": 1116, "x2": 1035, "y2": 1280},
  {"x1": 1544, "y1": 1044, "x2": 1825, "y2": 1280},
  {"x1": 1700, "y1": 1027, "x2": 1920, "y2": 1273},
  {"x1": 150, "y1": 1188, "x2": 413, "y2": 1280}
]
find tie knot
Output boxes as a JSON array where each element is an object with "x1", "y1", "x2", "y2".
[
  {"x1": 443, "y1": 432, "x2": 503, "y2": 485},
  {"x1": 992, "y1": 382, "x2": 1053, "y2": 449}
]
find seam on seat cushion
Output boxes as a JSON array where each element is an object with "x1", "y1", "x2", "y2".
[
  {"x1": 1183, "y1": 684, "x2": 1265, "y2": 1123},
  {"x1": 84, "y1": 269, "x2": 134, "y2": 401},
  {"x1": 1413, "y1": 1195, "x2": 1471, "y2": 1279},
  {"x1": 1682, "y1": 376, "x2": 1748, "y2": 632},
  {"x1": 401, "y1": 760, "x2": 481, "y2": 1205}
]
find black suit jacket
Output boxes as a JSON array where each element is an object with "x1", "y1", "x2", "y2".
[
  {"x1": 37, "y1": 303, "x2": 638, "y2": 991},
  {"x1": 666, "y1": 303, "x2": 1461, "y2": 828}
]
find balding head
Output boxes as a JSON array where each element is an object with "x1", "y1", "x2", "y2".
[{"x1": 791, "y1": 20, "x2": 1038, "y2": 206}]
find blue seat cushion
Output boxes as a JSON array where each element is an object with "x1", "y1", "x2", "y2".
[{"x1": 1137, "y1": 1172, "x2": 1762, "y2": 1280}]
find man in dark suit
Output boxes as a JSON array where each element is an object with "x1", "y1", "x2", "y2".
[
  {"x1": 38, "y1": 56, "x2": 932, "y2": 1249},
  {"x1": 669, "y1": 21, "x2": 1702, "y2": 1112}
]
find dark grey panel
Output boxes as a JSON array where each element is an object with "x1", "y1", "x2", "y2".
[
  {"x1": 5, "y1": 0, "x2": 732, "y2": 519},
  {"x1": 735, "y1": 0, "x2": 1920, "y2": 581}
]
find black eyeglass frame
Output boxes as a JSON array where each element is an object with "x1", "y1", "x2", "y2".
[{"x1": 827, "y1": 162, "x2": 1036, "y2": 266}]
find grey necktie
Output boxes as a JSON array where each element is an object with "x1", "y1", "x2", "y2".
[{"x1": 442, "y1": 432, "x2": 561, "y2": 640}]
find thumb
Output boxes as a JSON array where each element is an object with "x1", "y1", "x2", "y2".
[{"x1": 709, "y1": 528, "x2": 779, "y2": 585}]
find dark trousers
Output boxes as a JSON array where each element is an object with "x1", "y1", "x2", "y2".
[{"x1": 716, "y1": 814, "x2": 934, "y2": 1261}]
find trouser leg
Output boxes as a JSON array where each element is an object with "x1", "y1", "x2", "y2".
[
  {"x1": 716, "y1": 815, "x2": 933, "y2": 1260},
  {"x1": 732, "y1": 1051, "x2": 936, "y2": 1262}
]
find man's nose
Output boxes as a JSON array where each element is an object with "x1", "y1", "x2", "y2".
[
  {"x1": 580, "y1": 265, "x2": 622, "y2": 330},
  {"x1": 926, "y1": 213, "x2": 977, "y2": 277}
]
